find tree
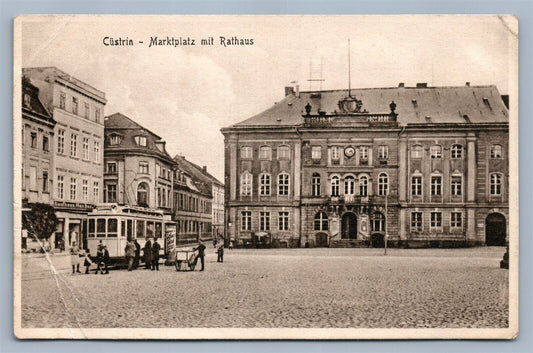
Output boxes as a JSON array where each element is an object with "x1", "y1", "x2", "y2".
[{"x1": 22, "y1": 203, "x2": 58, "y2": 241}]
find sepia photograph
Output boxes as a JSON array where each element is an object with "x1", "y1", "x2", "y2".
[{"x1": 13, "y1": 15, "x2": 518, "y2": 339}]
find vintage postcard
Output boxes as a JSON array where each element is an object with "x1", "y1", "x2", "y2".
[{"x1": 13, "y1": 15, "x2": 518, "y2": 339}]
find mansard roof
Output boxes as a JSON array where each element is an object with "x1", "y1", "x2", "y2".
[
  {"x1": 104, "y1": 112, "x2": 173, "y2": 164},
  {"x1": 228, "y1": 85, "x2": 509, "y2": 128}
]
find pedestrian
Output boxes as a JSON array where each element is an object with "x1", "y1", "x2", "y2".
[
  {"x1": 58, "y1": 239, "x2": 63, "y2": 253},
  {"x1": 125, "y1": 239, "x2": 136, "y2": 271},
  {"x1": 101, "y1": 245, "x2": 110, "y2": 275},
  {"x1": 133, "y1": 239, "x2": 141, "y2": 269},
  {"x1": 95, "y1": 240, "x2": 105, "y2": 274},
  {"x1": 82, "y1": 249, "x2": 93, "y2": 274},
  {"x1": 143, "y1": 238, "x2": 152, "y2": 269},
  {"x1": 217, "y1": 238, "x2": 224, "y2": 263},
  {"x1": 69, "y1": 241, "x2": 81, "y2": 274},
  {"x1": 151, "y1": 238, "x2": 161, "y2": 271},
  {"x1": 194, "y1": 240, "x2": 206, "y2": 271}
]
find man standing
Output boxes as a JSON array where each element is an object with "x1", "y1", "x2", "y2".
[
  {"x1": 143, "y1": 238, "x2": 152, "y2": 270},
  {"x1": 217, "y1": 238, "x2": 224, "y2": 263},
  {"x1": 125, "y1": 239, "x2": 136, "y2": 271},
  {"x1": 95, "y1": 240, "x2": 105, "y2": 274},
  {"x1": 69, "y1": 240, "x2": 81, "y2": 274},
  {"x1": 151, "y1": 238, "x2": 161, "y2": 271},
  {"x1": 194, "y1": 240, "x2": 206, "y2": 271},
  {"x1": 133, "y1": 239, "x2": 141, "y2": 269}
]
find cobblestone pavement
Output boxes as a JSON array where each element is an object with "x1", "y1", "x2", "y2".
[{"x1": 20, "y1": 247, "x2": 509, "y2": 328}]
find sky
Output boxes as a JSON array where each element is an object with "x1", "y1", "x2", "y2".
[{"x1": 19, "y1": 15, "x2": 517, "y2": 181}]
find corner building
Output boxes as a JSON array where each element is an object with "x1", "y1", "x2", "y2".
[{"x1": 221, "y1": 84, "x2": 509, "y2": 248}]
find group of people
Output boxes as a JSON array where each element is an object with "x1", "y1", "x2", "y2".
[
  {"x1": 69, "y1": 240, "x2": 109, "y2": 275},
  {"x1": 125, "y1": 237, "x2": 161, "y2": 271}
]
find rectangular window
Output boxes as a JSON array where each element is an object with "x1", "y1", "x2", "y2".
[
  {"x1": 70, "y1": 177, "x2": 77, "y2": 200},
  {"x1": 259, "y1": 146, "x2": 272, "y2": 160},
  {"x1": 378, "y1": 145, "x2": 389, "y2": 159},
  {"x1": 106, "y1": 162, "x2": 117, "y2": 173},
  {"x1": 82, "y1": 179, "x2": 88, "y2": 201},
  {"x1": 138, "y1": 162, "x2": 149, "y2": 174},
  {"x1": 278, "y1": 212, "x2": 289, "y2": 231},
  {"x1": 311, "y1": 146, "x2": 322, "y2": 160},
  {"x1": 30, "y1": 132, "x2": 37, "y2": 148},
  {"x1": 411, "y1": 176, "x2": 422, "y2": 196},
  {"x1": 83, "y1": 137, "x2": 89, "y2": 160},
  {"x1": 260, "y1": 212, "x2": 270, "y2": 231},
  {"x1": 431, "y1": 176, "x2": 442, "y2": 195},
  {"x1": 451, "y1": 212, "x2": 462, "y2": 228},
  {"x1": 42, "y1": 171, "x2": 48, "y2": 192},
  {"x1": 490, "y1": 145, "x2": 503, "y2": 159},
  {"x1": 72, "y1": 97, "x2": 78, "y2": 115},
  {"x1": 451, "y1": 145, "x2": 462, "y2": 159},
  {"x1": 260, "y1": 174, "x2": 270, "y2": 196},
  {"x1": 241, "y1": 146, "x2": 252, "y2": 159},
  {"x1": 430, "y1": 146, "x2": 442, "y2": 159},
  {"x1": 93, "y1": 181, "x2": 99, "y2": 203},
  {"x1": 106, "y1": 184, "x2": 117, "y2": 203},
  {"x1": 411, "y1": 146, "x2": 422, "y2": 159},
  {"x1": 331, "y1": 146, "x2": 339, "y2": 160},
  {"x1": 430, "y1": 212, "x2": 442, "y2": 229},
  {"x1": 359, "y1": 146, "x2": 369, "y2": 160},
  {"x1": 84, "y1": 102, "x2": 90, "y2": 118},
  {"x1": 29, "y1": 166, "x2": 37, "y2": 190},
  {"x1": 241, "y1": 211, "x2": 251, "y2": 231},
  {"x1": 278, "y1": 174, "x2": 289, "y2": 196},
  {"x1": 134, "y1": 136, "x2": 147, "y2": 146},
  {"x1": 57, "y1": 175, "x2": 64, "y2": 199},
  {"x1": 59, "y1": 92, "x2": 66, "y2": 110},
  {"x1": 57, "y1": 129, "x2": 65, "y2": 154},
  {"x1": 278, "y1": 146, "x2": 290, "y2": 159},
  {"x1": 94, "y1": 141, "x2": 100, "y2": 163},
  {"x1": 70, "y1": 133, "x2": 77, "y2": 157},
  {"x1": 97, "y1": 219, "x2": 106, "y2": 237},
  {"x1": 42, "y1": 135, "x2": 49, "y2": 152},
  {"x1": 95, "y1": 107, "x2": 101, "y2": 123},
  {"x1": 451, "y1": 176, "x2": 462, "y2": 196},
  {"x1": 490, "y1": 173, "x2": 502, "y2": 195},
  {"x1": 411, "y1": 212, "x2": 422, "y2": 231}
]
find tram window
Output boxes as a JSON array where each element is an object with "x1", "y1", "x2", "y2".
[
  {"x1": 88, "y1": 219, "x2": 95, "y2": 237},
  {"x1": 127, "y1": 219, "x2": 133, "y2": 239},
  {"x1": 147, "y1": 221, "x2": 155, "y2": 238},
  {"x1": 136, "y1": 220, "x2": 145, "y2": 238},
  {"x1": 121, "y1": 220, "x2": 125, "y2": 238},
  {"x1": 97, "y1": 219, "x2": 106, "y2": 237},
  {"x1": 155, "y1": 222, "x2": 162, "y2": 238},
  {"x1": 107, "y1": 218, "x2": 117, "y2": 237}
]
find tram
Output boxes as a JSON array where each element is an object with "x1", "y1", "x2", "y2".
[{"x1": 85, "y1": 204, "x2": 176, "y2": 260}]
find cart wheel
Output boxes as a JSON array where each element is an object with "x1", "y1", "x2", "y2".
[
  {"x1": 175, "y1": 260, "x2": 181, "y2": 271},
  {"x1": 189, "y1": 263, "x2": 196, "y2": 271}
]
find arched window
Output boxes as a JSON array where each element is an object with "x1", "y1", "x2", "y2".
[
  {"x1": 314, "y1": 212, "x2": 328, "y2": 231},
  {"x1": 331, "y1": 176, "x2": 340, "y2": 196},
  {"x1": 278, "y1": 173, "x2": 289, "y2": 196},
  {"x1": 312, "y1": 173, "x2": 321, "y2": 196},
  {"x1": 490, "y1": 144, "x2": 503, "y2": 159},
  {"x1": 137, "y1": 182, "x2": 149, "y2": 207},
  {"x1": 430, "y1": 145, "x2": 442, "y2": 159},
  {"x1": 240, "y1": 146, "x2": 252, "y2": 159},
  {"x1": 451, "y1": 144, "x2": 463, "y2": 159},
  {"x1": 259, "y1": 173, "x2": 271, "y2": 196},
  {"x1": 371, "y1": 212, "x2": 385, "y2": 232},
  {"x1": 359, "y1": 176, "x2": 368, "y2": 196},
  {"x1": 490, "y1": 173, "x2": 502, "y2": 195},
  {"x1": 344, "y1": 176, "x2": 355, "y2": 195},
  {"x1": 378, "y1": 173, "x2": 389, "y2": 196},
  {"x1": 259, "y1": 146, "x2": 272, "y2": 160},
  {"x1": 278, "y1": 145, "x2": 290, "y2": 159},
  {"x1": 240, "y1": 171, "x2": 252, "y2": 196}
]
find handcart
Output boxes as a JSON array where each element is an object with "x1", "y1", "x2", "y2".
[{"x1": 174, "y1": 248, "x2": 198, "y2": 271}]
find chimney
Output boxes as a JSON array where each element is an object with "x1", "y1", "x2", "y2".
[
  {"x1": 284, "y1": 86, "x2": 294, "y2": 96},
  {"x1": 202, "y1": 166, "x2": 207, "y2": 173},
  {"x1": 416, "y1": 83, "x2": 428, "y2": 88},
  {"x1": 465, "y1": 82, "x2": 470, "y2": 86},
  {"x1": 398, "y1": 82, "x2": 405, "y2": 88},
  {"x1": 294, "y1": 84, "x2": 300, "y2": 98},
  {"x1": 501, "y1": 95, "x2": 509, "y2": 109}
]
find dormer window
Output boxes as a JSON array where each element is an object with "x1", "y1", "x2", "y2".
[
  {"x1": 135, "y1": 136, "x2": 147, "y2": 147},
  {"x1": 109, "y1": 134, "x2": 122, "y2": 146},
  {"x1": 23, "y1": 94, "x2": 31, "y2": 108}
]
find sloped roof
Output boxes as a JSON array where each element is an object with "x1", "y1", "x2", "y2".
[
  {"x1": 229, "y1": 85, "x2": 508, "y2": 128},
  {"x1": 22, "y1": 77, "x2": 53, "y2": 121},
  {"x1": 104, "y1": 112, "x2": 172, "y2": 163},
  {"x1": 173, "y1": 155, "x2": 214, "y2": 196}
]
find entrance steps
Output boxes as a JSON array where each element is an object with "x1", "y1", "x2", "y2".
[{"x1": 330, "y1": 239, "x2": 368, "y2": 248}]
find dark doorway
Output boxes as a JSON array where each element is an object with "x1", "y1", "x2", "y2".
[
  {"x1": 341, "y1": 213, "x2": 357, "y2": 239},
  {"x1": 486, "y1": 213, "x2": 506, "y2": 246},
  {"x1": 315, "y1": 233, "x2": 328, "y2": 247},
  {"x1": 371, "y1": 233, "x2": 385, "y2": 248}
]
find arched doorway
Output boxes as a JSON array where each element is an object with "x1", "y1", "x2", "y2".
[
  {"x1": 315, "y1": 232, "x2": 328, "y2": 247},
  {"x1": 341, "y1": 212, "x2": 357, "y2": 239},
  {"x1": 137, "y1": 182, "x2": 149, "y2": 207},
  {"x1": 371, "y1": 233, "x2": 385, "y2": 248},
  {"x1": 486, "y1": 213, "x2": 506, "y2": 246}
]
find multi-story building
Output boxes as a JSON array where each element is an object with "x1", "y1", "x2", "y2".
[
  {"x1": 23, "y1": 67, "x2": 107, "y2": 249},
  {"x1": 172, "y1": 155, "x2": 213, "y2": 244},
  {"x1": 103, "y1": 113, "x2": 174, "y2": 215},
  {"x1": 221, "y1": 83, "x2": 509, "y2": 248}
]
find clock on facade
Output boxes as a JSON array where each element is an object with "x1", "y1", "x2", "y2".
[{"x1": 344, "y1": 146, "x2": 355, "y2": 158}]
